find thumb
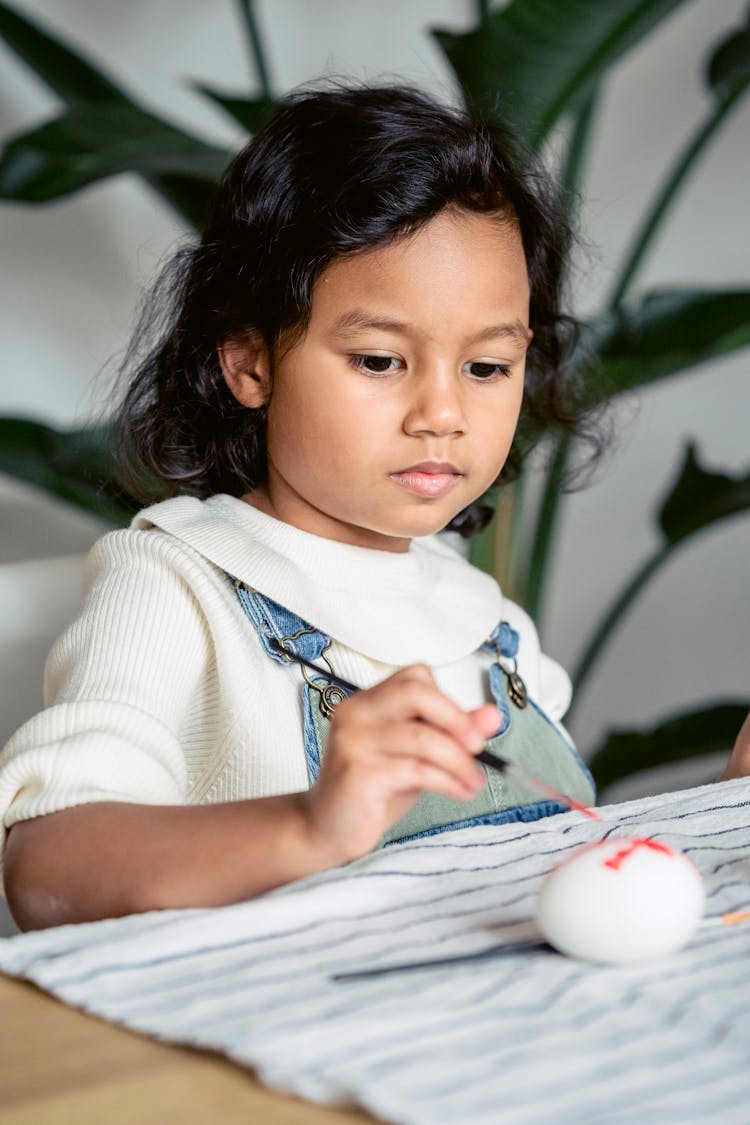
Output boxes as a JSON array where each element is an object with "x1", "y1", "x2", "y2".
[{"x1": 467, "y1": 703, "x2": 504, "y2": 745}]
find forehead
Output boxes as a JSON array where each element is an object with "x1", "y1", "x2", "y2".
[{"x1": 311, "y1": 210, "x2": 530, "y2": 332}]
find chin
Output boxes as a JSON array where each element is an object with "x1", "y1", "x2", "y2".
[
  {"x1": 385, "y1": 511, "x2": 459, "y2": 539},
  {"x1": 341, "y1": 498, "x2": 467, "y2": 544}
]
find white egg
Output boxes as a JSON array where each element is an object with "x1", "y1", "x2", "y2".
[{"x1": 535, "y1": 837, "x2": 705, "y2": 964}]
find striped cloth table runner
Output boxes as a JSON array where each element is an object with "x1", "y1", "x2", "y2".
[{"x1": 2, "y1": 777, "x2": 750, "y2": 1124}]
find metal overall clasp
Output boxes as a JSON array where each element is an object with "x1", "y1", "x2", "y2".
[{"x1": 274, "y1": 630, "x2": 348, "y2": 718}]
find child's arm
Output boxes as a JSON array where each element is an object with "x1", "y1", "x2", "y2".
[
  {"x1": 4, "y1": 666, "x2": 499, "y2": 930},
  {"x1": 3, "y1": 794, "x2": 336, "y2": 929},
  {"x1": 718, "y1": 709, "x2": 750, "y2": 781}
]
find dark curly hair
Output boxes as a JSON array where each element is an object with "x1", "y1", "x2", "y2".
[{"x1": 114, "y1": 81, "x2": 600, "y2": 537}]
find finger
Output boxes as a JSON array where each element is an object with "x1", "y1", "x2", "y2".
[
  {"x1": 373, "y1": 672, "x2": 489, "y2": 752},
  {"x1": 394, "y1": 663, "x2": 436, "y2": 685},
  {"x1": 467, "y1": 703, "x2": 504, "y2": 744},
  {"x1": 732, "y1": 710, "x2": 750, "y2": 756},
  {"x1": 387, "y1": 754, "x2": 485, "y2": 803},
  {"x1": 374, "y1": 720, "x2": 487, "y2": 793}
]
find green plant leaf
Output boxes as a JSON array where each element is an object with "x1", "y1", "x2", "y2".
[
  {"x1": 707, "y1": 16, "x2": 750, "y2": 99},
  {"x1": 0, "y1": 102, "x2": 231, "y2": 202},
  {"x1": 588, "y1": 702, "x2": 750, "y2": 792},
  {"x1": 569, "y1": 442, "x2": 750, "y2": 708},
  {"x1": 581, "y1": 288, "x2": 750, "y2": 395},
  {"x1": 432, "y1": 0, "x2": 688, "y2": 148},
  {"x1": 0, "y1": 417, "x2": 137, "y2": 526},
  {"x1": 608, "y1": 11, "x2": 750, "y2": 310},
  {"x1": 236, "y1": 0, "x2": 274, "y2": 101},
  {"x1": 0, "y1": 1, "x2": 224, "y2": 227},
  {"x1": 145, "y1": 173, "x2": 217, "y2": 231},
  {"x1": 0, "y1": 0, "x2": 126, "y2": 105},
  {"x1": 658, "y1": 441, "x2": 750, "y2": 546},
  {"x1": 194, "y1": 85, "x2": 277, "y2": 133}
]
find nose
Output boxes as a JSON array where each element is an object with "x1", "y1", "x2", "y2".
[{"x1": 402, "y1": 364, "x2": 468, "y2": 438}]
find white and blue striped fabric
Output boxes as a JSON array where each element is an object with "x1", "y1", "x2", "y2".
[{"x1": 2, "y1": 777, "x2": 750, "y2": 1124}]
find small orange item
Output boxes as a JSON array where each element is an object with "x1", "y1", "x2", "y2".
[{"x1": 720, "y1": 909, "x2": 750, "y2": 926}]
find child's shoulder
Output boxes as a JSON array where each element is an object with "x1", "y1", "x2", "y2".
[{"x1": 87, "y1": 494, "x2": 234, "y2": 590}]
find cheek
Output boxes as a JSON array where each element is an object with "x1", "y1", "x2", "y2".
[
  {"x1": 467, "y1": 392, "x2": 523, "y2": 487},
  {"x1": 476, "y1": 383, "x2": 524, "y2": 450},
  {"x1": 504, "y1": 376, "x2": 525, "y2": 435},
  {"x1": 265, "y1": 414, "x2": 304, "y2": 484},
  {"x1": 266, "y1": 381, "x2": 354, "y2": 476},
  {"x1": 266, "y1": 374, "x2": 316, "y2": 447}
]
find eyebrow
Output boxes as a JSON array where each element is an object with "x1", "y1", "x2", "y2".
[{"x1": 329, "y1": 309, "x2": 531, "y2": 348}]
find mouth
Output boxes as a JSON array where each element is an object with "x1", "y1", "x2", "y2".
[{"x1": 389, "y1": 461, "x2": 464, "y2": 499}]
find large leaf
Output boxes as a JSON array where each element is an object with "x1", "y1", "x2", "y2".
[
  {"x1": 143, "y1": 172, "x2": 218, "y2": 232},
  {"x1": 0, "y1": 0, "x2": 126, "y2": 105},
  {"x1": 707, "y1": 11, "x2": 750, "y2": 99},
  {"x1": 580, "y1": 288, "x2": 750, "y2": 395},
  {"x1": 658, "y1": 442, "x2": 750, "y2": 546},
  {"x1": 432, "y1": 0, "x2": 688, "y2": 148},
  {"x1": 588, "y1": 702, "x2": 750, "y2": 792},
  {"x1": 194, "y1": 86, "x2": 277, "y2": 134},
  {"x1": 0, "y1": 103, "x2": 231, "y2": 202},
  {"x1": 0, "y1": 418, "x2": 136, "y2": 526},
  {"x1": 568, "y1": 441, "x2": 750, "y2": 706},
  {"x1": 606, "y1": 11, "x2": 750, "y2": 312},
  {"x1": 0, "y1": 2, "x2": 225, "y2": 226}
]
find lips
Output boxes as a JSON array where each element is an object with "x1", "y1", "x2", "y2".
[
  {"x1": 389, "y1": 461, "x2": 463, "y2": 498},
  {"x1": 397, "y1": 461, "x2": 461, "y2": 475}
]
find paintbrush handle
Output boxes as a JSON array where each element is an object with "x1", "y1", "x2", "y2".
[
  {"x1": 332, "y1": 937, "x2": 549, "y2": 981},
  {"x1": 477, "y1": 750, "x2": 567, "y2": 799},
  {"x1": 476, "y1": 748, "x2": 512, "y2": 773}
]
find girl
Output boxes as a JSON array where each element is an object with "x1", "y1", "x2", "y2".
[{"x1": 1, "y1": 84, "x2": 746, "y2": 932}]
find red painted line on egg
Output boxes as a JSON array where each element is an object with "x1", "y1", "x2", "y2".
[{"x1": 604, "y1": 838, "x2": 674, "y2": 871}]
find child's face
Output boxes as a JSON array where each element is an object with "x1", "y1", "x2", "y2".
[{"x1": 248, "y1": 208, "x2": 530, "y2": 552}]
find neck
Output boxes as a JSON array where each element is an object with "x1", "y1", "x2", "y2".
[{"x1": 240, "y1": 487, "x2": 412, "y2": 553}]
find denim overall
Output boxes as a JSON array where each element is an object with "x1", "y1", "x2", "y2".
[{"x1": 230, "y1": 577, "x2": 596, "y2": 846}]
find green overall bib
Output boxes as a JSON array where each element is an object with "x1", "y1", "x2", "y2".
[{"x1": 231, "y1": 579, "x2": 595, "y2": 845}]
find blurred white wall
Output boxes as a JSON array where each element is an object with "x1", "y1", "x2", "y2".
[{"x1": 0, "y1": 0, "x2": 748, "y2": 772}]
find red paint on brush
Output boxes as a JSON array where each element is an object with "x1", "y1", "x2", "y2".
[
  {"x1": 563, "y1": 796, "x2": 603, "y2": 822},
  {"x1": 526, "y1": 774, "x2": 602, "y2": 821},
  {"x1": 604, "y1": 838, "x2": 674, "y2": 871}
]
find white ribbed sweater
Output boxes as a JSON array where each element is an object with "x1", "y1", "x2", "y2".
[{"x1": 0, "y1": 495, "x2": 572, "y2": 873}]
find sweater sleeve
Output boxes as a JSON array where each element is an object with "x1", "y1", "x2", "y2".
[{"x1": 0, "y1": 528, "x2": 213, "y2": 874}]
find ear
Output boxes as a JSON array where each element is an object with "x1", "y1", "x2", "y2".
[{"x1": 217, "y1": 333, "x2": 272, "y2": 410}]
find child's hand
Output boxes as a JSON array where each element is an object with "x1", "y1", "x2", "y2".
[
  {"x1": 300, "y1": 665, "x2": 501, "y2": 861},
  {"x1": 718, "y1": 710, "x2": 750, "y2": 781}
]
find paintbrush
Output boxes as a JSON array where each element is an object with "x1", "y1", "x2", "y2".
[
  {"x1": 331, "y1": 910, "x2": 750, "y2": 982},
  {"x1": 269, "y1": 639, "x2": 601, "y2": 821}
]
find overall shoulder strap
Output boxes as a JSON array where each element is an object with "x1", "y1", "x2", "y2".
[
  {"x1": 482, "y1": 619, "x2": 519, "y2": 659},
  {"x1": 228, "y1": 575, "x2": 331, "y2": 664},
  {"x1": 227, "y1": 573, "x2": 346, "y2": 783},
  {"x1": 481, "y1": 619, "x2": 526, "y2": 733}
]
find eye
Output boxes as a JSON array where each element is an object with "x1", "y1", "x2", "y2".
[
  {"x1": 348, "y1": 354, "x2": 403, "y2": 376},
  {"x1": 464, "y1": 361, "x2": 512, "y2": 380}
]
